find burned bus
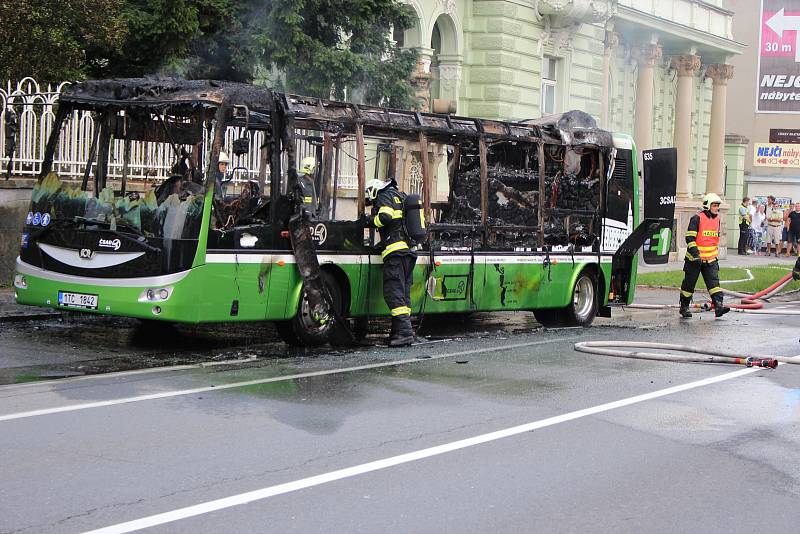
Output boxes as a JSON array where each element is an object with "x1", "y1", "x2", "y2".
[{"x1": 12, "y1": 78, "x2": 660, "y2": 345}]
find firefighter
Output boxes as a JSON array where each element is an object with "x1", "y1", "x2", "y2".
[
  {"x1": 365, "y1": 178, "x2": 416, "y2": 347},
  {"x1": 298, "y1": 156, "x2": 318, "y2": 216},
  {"x1": 679, "y1": 192, "x2": 730, "y2": 318},
  {"x1": 215, "y1": 151, "x2": 230, "y2": 194}
]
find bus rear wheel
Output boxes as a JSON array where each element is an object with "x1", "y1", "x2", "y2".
[
  {"x1": 275, "y1": 272, "x2": 343, "y2": 347},
  {"x1": 533, "y1": 271, "x2": 598, "y2": 328}
]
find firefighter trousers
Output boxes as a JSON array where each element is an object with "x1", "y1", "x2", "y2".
[
  {"x1": 738, "y1": 222, "x2": 749, "y2": 254},
  {"x1": 383, "y1": 253, "x2": 417, "y2": 336},
  {"x1": 679, "y1": 259, "x2": 722, "y2": 305}
]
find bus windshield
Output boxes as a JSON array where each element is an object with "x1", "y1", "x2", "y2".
[
  {"x1": 29, "y1": 171, "x2": 205, "y2": 241},
  {"x1": 29, "y1": 104, "x2": 211, "y2": 242}
]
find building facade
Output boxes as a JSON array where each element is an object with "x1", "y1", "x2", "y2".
[
  {"x1": 404, "y1": 0, "x2": 744, "y2": 254},
  {"x1": 727, "y1": 0, "x2": 800, "y2": 214}
]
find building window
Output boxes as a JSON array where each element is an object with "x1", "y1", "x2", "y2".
[{"x1": 541, "y1": 56, "x2": 558, "y2": 116}]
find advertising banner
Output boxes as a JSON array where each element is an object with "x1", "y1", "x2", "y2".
[
  {"x1": 753, "y1": 195, "x2": 793, "y2": 209},
  {"x1": 753, "y1": 142, "x2": 800, "y2": 167},
  {"x1": 757, "y1": 0, "x2": 800, "y2": 113},
  {"x1": 641, "y1": 148, "x2": 677, "y2": 265},
  {"x1": 769, "y1": 128, "x2": 800, "y2": 142}
]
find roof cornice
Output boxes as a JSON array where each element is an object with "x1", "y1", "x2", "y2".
[{"x1": 615, "y1": 5, "x2": 746, "y2": 56}]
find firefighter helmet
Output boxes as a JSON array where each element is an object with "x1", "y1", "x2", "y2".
[
  {"x1": 300, "y1": 156, "x2": 317, "y2": 175},
  {"x1": 365, "y1": 179, "x2": 391, "y2": 202},
  {"x1": 702, "y1": 192, "x2": 722, "y2": 209}
]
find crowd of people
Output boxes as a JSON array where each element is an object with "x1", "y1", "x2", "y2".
[{"x1": 737, "y1": 195, "x2": 800, "y2": 256}]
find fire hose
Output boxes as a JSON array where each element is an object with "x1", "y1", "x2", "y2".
[
  {"x1": 628, "y1": 271, "x2": 800, "y2": 315},
  {"x1": 574, "y1": 341, "x2": 800, "y2": 369}
]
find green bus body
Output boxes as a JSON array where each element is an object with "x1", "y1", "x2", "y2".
[{"x1": 13, "y1": 79, "x2": 642, "y2": 341}]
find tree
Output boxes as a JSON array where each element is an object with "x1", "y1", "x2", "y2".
[
  {"x1": 255, "y1": 0, "x2": 418, "y2": 107},
  {"x1": 97, "y1": 0, "x2": 239, "y2": 79},
  {"x1": 0, "y1": 0, "x2": 127, "y2": 82}
]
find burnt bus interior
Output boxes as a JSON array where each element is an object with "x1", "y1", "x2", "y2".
[{"x1": 31, "y1": 80, "x2": 633, "y2": 280}]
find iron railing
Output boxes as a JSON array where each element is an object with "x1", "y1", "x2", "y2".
[{"x1": 1, "y1": 78, "x2": 360, "y2": 188}]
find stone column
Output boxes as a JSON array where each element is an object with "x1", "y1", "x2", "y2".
[
  {"x1": 705, "y1": 64, "x2": 735, "y2": 196},
  {"x1": 633, "y1": 43, "x2": 662, "y2": 153},
  {"x1": 601, "y1": 31, "x2": 619, "y2": 129},
  {"x1": 435, "y1": 53, "x2": 463, "y2": 112},
  {"x1": 670, "y1": 54, "x2": 701, "y2": 198},
  {"x1": 411, "y1": 47, "x2": 435, "y2": 112}
]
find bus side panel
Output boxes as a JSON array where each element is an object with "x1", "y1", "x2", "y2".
[
  {"x1": 478, "y1": 260, "x2": 546, "y2": 311},
  {"x1": 190, "y1": 261, "x2": 270, "y2": 321},
  {"x1": 412, "y1": 255, "x2": 483, "y2": 315},
  {"x1": 599, "y1": 262, "x2": 613, "y2": 306}
]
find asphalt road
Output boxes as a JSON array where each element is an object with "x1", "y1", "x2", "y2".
[{"x1": 1, "y1": 298, "x2": 799, "y2": 533}]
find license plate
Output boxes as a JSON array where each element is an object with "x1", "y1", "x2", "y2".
[{"x1": 57, "y1": 291, "x2": 98, "y2": 310}]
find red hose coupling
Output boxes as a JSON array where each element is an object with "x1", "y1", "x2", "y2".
[{"x1": 745, "y1": 357, "x2": 778, "y2": 369}]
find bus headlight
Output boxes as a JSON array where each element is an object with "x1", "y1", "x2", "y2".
[
  {"x1": 138, "y1": 286, "x2": 173, "y2": 303},
  {"x1": 14, "y1": 274, "x2": 27, "y2": 289}
]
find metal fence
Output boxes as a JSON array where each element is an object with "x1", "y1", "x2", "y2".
[{"x1": 1, "y1": 78, "x2": 359, "y2": 188}]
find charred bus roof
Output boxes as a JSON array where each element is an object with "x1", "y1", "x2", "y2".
[
  {"x1": 59, "y1": 78, "x2": 277, "y2": 115},
  {"x1": 59, "y1": 78, "x2": 615, "y2": 147}
]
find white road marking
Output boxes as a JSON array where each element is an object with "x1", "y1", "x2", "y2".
[
  {"x1": 720, "y1": 268, "x2": 753, "y2": 284},
  {"x1": 0, "y1": 336, "x2": 579, "y2": 423},
  {"x1": 82, "y1": 366, "x2": 761, "y2": 534}
]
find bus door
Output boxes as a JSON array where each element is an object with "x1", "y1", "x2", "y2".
[{"x1": 422, "y1": 227, "x2": 483, "y2": 313}]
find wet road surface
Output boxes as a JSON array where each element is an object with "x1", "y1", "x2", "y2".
[{"x1": 1, "y1": 296, "x2": 799, "y2": 533}]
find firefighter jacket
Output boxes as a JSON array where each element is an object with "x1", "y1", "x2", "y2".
[
  {"x1": 299, "y1": 174, "x2": 317, "y2": 213},
  {"x1": 685, "y1": 210, "x2": 720, "y2": 262},
  {"x1": 370, "y1": 186, "x2": 412, "y2": 260}
]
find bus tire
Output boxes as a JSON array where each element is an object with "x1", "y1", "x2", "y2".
[
  {"x1": 561, "y1": 271, "x2": 598, "y2": 327},
  {"x1": 533, "y1": 271, "x2": 597, "y2": 327},
  {"x1": 275, "y1": 272, "x2": 343, "y2": 347}
]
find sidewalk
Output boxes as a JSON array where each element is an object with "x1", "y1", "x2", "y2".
[{"x1": 638, "y1": 248, "x2": 797, "y2": 273}]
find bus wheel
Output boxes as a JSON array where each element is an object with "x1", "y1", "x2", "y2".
[
  {"x1": 275, "y1": 273, "x2": 343, "y2": 347},
  {"x1": 562, "y1": 271, "x2": 598, "y2": 326}
]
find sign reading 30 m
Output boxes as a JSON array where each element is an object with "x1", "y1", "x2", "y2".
[{"x1": 758, "y1": 0, "x2": 800, "y2": 113}]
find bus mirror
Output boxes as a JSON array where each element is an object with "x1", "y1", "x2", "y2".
[{"x1": 233, "y1": 137, "x2": 250, "y2": 156}]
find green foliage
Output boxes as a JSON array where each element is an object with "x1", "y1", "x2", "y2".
[
  {"x1": 1, "y1": 0, "x2": 419, "y2": 106},
  {"x1": 0, "y1": 0, "x2": 127, "y2": 82},
  {"x1": 99, "y1": 0, "x2": 239, "y2": 79},
  {"x1": 256, "y1": 0, "x2": 418, "y2": 106}
]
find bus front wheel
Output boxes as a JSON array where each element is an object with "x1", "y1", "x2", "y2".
[
  {"x1": 275, "y1": 273, "x2": 343, "y2": 347},
  {"x1": 533, "y1": 271, "x2": 597, "y2": 328}
]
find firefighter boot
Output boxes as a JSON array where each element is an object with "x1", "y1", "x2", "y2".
[
  {"x1": 679, "y1": 295, "x2": 693, "y2": 318},
  {"x1": 712, "y1": 294, "x2": 730, "y2": 318},
  {"x1": 388, "y1": 316, "x2": 414, "y2": 347}
]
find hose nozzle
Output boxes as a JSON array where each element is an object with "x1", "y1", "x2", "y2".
[{"x1": 745, "y1": 357, "x2": 778, "y2": 369}]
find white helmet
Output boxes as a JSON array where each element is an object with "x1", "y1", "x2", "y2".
[
  {"x1": 365, "y1": 179, "x2": 391, "y2": 201},
  {"x1": 218, "y1": 151, "x2": 230, "y2": 164},
  {"x1": 702, "y1": 192, "x2": 722, "y2": 209},
  {"x1": 300, "y1": 156, "x2": 316, "y2": 175}
]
